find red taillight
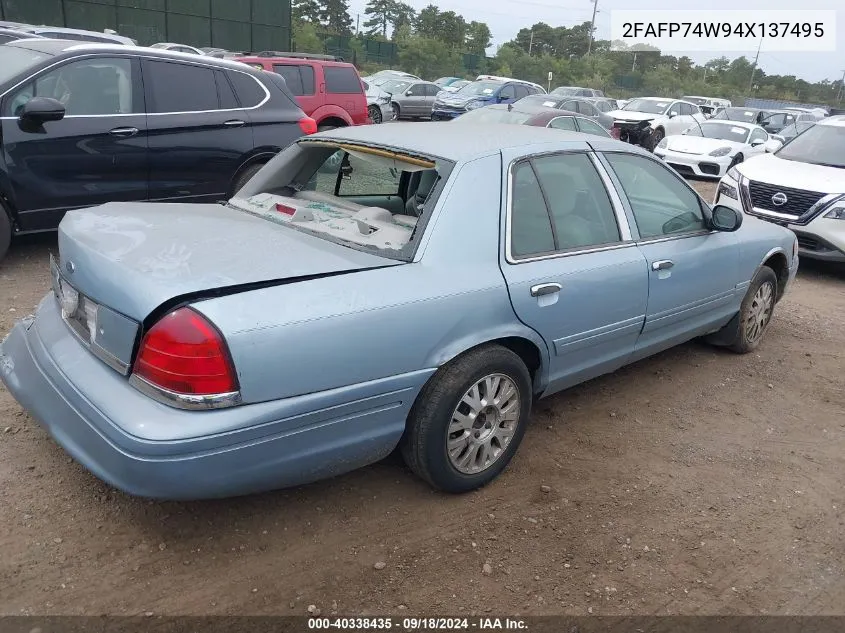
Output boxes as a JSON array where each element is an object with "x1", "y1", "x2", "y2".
[
  {"x1": 299, "y1": 117, "x2": 318, "y2": 135},
  {"x1": 133, "y1": 308, "x2": 238, "y2": 396}
]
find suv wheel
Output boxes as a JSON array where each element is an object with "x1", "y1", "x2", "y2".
[{"x1": 231, "y1": 163, "x2": 264, "y2": 196}]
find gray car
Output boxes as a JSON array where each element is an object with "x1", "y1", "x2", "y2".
[
  {"x1": 386, "y1": 80, "x2": 441, "y2": 120},
  {"x1": 363, "y1": 79, "x2": 393, "y2": 124}
]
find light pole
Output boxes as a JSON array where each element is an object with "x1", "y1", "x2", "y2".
[
  {"x1": 586, "y1": 0, "x2": 598, "y2": 55},
  {"x1": 747, "y1": 37, "x2": 762, "y2": 94},
  {"x1": 837, "y1": 69, "x2": 845, "y2": 104}
]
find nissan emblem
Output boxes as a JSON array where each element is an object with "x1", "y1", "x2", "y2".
[{"x1": 771, "y1": 192, "x2": 788, "y2": 206}]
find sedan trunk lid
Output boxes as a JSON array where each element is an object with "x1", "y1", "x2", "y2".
[{"x1": 57, "y1": 201, "x2": 401, "y2": 323}]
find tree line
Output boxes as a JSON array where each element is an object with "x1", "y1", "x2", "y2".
[{"x1": 291, "y1": 0, "x2": 844, "y2": 106}]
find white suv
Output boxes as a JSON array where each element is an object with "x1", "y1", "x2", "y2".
[{"x1": 713, "y1": 117, "x2": 845, "y2": 263}]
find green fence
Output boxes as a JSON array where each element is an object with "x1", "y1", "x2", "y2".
[{"x1": 0, "y1": 0, "x2": 291, "y2": 52}]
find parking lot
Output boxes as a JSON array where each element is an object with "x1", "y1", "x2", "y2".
[{"x1": 1, "y1": 175, "x2": 843, "y2": 616}]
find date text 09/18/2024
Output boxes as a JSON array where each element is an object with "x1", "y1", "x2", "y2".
[{"x1": 306, "y1": 617, "x2": 528, "y2": 630}]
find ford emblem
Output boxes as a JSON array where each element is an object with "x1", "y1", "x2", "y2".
[
  {"x1": 771, "y1": 192, "x2": 788, "y2": 206},
  {"x1": 65, "y1": 260, "x2": 75, "y2": 274}
]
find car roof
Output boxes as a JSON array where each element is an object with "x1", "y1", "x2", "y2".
[
  {"x1": 4, "y1": 39, "x2": 260, "y2": 71},
  {"x1": 633, "y1": 96, "x2": 676, "y2": 101},
  {"x1": 313, "y1": 121, "x2": 631, "y2": 161}
]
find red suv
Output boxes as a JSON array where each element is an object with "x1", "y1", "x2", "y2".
[{"x1": 236, "y1": 52, "x2": 369, "y2": 130}]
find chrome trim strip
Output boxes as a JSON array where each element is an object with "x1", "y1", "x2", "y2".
[
  {"x1": 128, "y1": 374, "x2": 243, "y2": 411},
  {"x1": 0, "y1": 53, "x2": 269, "y2": 118},
  {"x1": 504, "y1": 149, "x2": 635, "y2": 265}
]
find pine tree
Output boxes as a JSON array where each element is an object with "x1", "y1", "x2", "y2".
[
  {"x1": 363, "y1": 0, "x2": 394, "y2": 37},
  {"x1": 319, "y1": 0, "x2": 354, "y2": 35},
  {"x1": 292, "y1": 0, "x2": 321, "y2": 24}
]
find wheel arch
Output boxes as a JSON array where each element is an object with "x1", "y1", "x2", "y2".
[
  {"x1": 310, "y1": 105, "x2": 353, "y2": 127},
  {"x1": 760, "y1": 248, "x2": 790, "y2": 302},
  {"x1": 229, "y1": 149, "x2": 279, "y2": 193}
]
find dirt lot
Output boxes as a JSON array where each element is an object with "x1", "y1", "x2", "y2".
[{"x1": 1, "y1": 179, "x2": 844, "y2": 617}]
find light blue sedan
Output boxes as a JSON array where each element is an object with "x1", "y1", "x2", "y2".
[{"x1": 0, "y1": 123, "x2": 799, "y2": 499}]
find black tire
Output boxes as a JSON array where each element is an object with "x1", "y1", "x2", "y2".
[
  {"x1": 231, "y1": 163, "x2": 264, "y2": 196},
  {"x1": 317, "y1": 123, "x2": 337, "y2": 132},
  {"x1": 0, "y1": 207, "x2": 11, "y2": 263},
  {"x1": 368, "y1": 105, "x2": 382, "y2": 124},
  {"x1": 400, "y1": 345, "x2": 533, "y2": 493},
  {"x1": 727, "y1": 266, "x2": 778, "y2": 354},
  {"x1": 649, "y1": 128, "x2": 665, "y2": 152},
  {"x1": 391, "y1": 103, "x2": 400, "y2": 120}
]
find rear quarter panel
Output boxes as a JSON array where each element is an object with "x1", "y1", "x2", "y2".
[{"x1": 193, "y1": 153, "x2": 550, "y2": 404}]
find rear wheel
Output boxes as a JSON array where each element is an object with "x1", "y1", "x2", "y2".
[
  {"x1": 231, "y1": 163, "x2": 264, "y2": 196},
  {"x1": 400, "y1": 345, "x2": 532, "y2": 493},
  {"x1": 368, "y1": 105, "x2": 382, "y2": 124}
]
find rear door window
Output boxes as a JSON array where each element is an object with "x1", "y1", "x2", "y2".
[
  {"x1": 325, "y1": 66, "x2": 363, "y2": 94},
  {"x1": 514, "y1": 84, "x2": 529, "y2": 99},
  {"x1": 227, "y1": 70, "x2": 266, "y2": 108},
  {"x1": 145, "y1": 60, "x2": 218, "y2": 113},
  {"x1": 272, "y1": 63, "x2": 315, "y2": 96},
  {"x1": 215, "y1": 70, "x2": 239, "y2": 109}
]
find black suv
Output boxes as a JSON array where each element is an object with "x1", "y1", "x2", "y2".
[{"x1": 0, "y1": 39, "x2": 314, "y2": 261}]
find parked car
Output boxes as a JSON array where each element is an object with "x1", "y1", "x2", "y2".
[
  {"x1": 682, "y1": 96, "x2": 731, "y2": 117},
  {"x1": 431, "y1": 78, "x2": 546, "y2": 120},
  {"x1": 434, "y1": 76, "x2": 463, "y2": 87},
  {"x1": 451, "y1": 103, "x2": 613, "y2": 137},
  {"x1": 0, "y1": 27, "x2": 44, "y2": 44},
  {"x1": 362, "y1": 79, "x2": 393, "y2": 124},
  {"x1": 654, "y1": 120, "x2": 782, "y2": 179},
  {"x1": 710, "y1": 107, "x2": 810, "y2": 133},
  {"x1": 476, "y1": 75, "x2": 546, "y2": 94},
  {"x1": 514, "y1": 94, "x2": 615, "y2": 130},
  {"x1": 438, "y1": 79, "x2": 470, "y2": 94},
  {"x1": 608, "y1": 97, "x2": 706, "y2": 150},
  {"x1": 583, "y1": 96, "x2": 618, "y2": 113},
  {"x1": 714, "y1": 117, "x2": 845, "y2": 263},
  {"x1": 551, "y1": 86, "x2": 604, "y2": 97},
  {"x1": 771, "y1": 120, "x2": 816, "y2": 144},
  {"x1": 0, "y1": 122, "x2": 798, "y2": 499},
  {"x1": 151, "y1": 42, "x2": 205, "y2": 55},
  {"x1": 235, "y1": 53, "x2": 368, "y2": 129},
  {"x1": 781, "y1": 106, "x2": 827, "y2": 120},
  {"x1": 387, "y1": 80, "x2": 441, "y2": 119},
  {"x1": 0, "y1": 39, "x2": 315, "y2": 262},
  {"x1": 17, "y1": 26, "x2": 136, "y2": 45}
]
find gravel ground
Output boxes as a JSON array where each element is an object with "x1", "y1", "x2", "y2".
[{"x1": 1, "y1": 174, "x2": 844, "y2": 617}]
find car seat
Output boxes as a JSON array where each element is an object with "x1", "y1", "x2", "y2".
[{"x1": 405, "y1": 169, "x2": 438, "y2": 216}]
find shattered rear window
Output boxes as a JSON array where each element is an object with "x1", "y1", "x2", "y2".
[{"x1": 228, "y1": 141, "x2": 454, "y2": 262}]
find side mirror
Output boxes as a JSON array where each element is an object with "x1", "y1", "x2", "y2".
[
  {"x1": 764, "y1": 139, "x2": 782, "y2": 153},
  {"x1": 668, "y1": 111, "x2": 677, "y2": 119},
  {"x1": 710, "y1": 205, "x2": 743, "y2": 232},
  {"x1": 750, "y1": 139, "x2": 765, "y2": 147},
  {"x1": 18, "y1": 97, "x2": 65, "y2": 123}
]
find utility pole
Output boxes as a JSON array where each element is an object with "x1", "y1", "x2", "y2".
[
  {"x1": 747, "y1": 37, "x2": 763, "y2": 93},
  {"x1": 631, "y1": 52, "x2": 637, "y2": 72},
  {"x1": 703, "y1": 66, "x2": 707, "y2": 82},
  {"x1": 528, "y1": 30, "x2": 534, "y2": 55},
  {"x1": 356, "y1": 14, "x2": 360, "y2": 35},
  {"x1": 587, "y1": 0, "x2": 598, "y2": 55}
]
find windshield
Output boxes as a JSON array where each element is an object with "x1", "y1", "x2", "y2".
[
  {"x1": 457, "y1": 81, "x2": 502, "y2": 97},
  {"x1": 551, "y1": 87, "x2": 579, "y2": 96},
  {"x1": 453, "y1": 107, "x2": 533, "y2": 125},
  {"x1": 0, "y1": 45, "x2": 51, "y2": 86},
  {"x1": 712, "y1": 108, "x2": 759, "y2": 122},
  {"x1": 380, "y1": 79, "x2": 410, "y2": 94},
  {"x1": 228, "y1": 142, "x2": 453, "y2": 261},
  {"x1": 682, "y1": 96, "x2": 708, "y2": 105},
  {"x1": 623, "y1": 99, "x2": 670, "y2": 114},
  {"x1": 685, "y1": 122, "x2": 750, "y2": 143},
  {"x1": 780, "y1": 121, "x2": 815, "y2": 139},
  {"x1": 518, "y1": 94, "x2": 562, "y2": 108},
  {"x1": 448, "y1": 80, "x2": 469, "y2": 90},
  {"x1": 775, "y1": 124, "x2": 845, "y2": 168}
]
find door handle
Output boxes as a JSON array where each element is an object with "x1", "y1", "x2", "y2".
[
  {"x1": 530, "y1": 283, "x2": 562, "y2": 297},
  {"x1": 652, "y1": 259, "x2": 674, "y2": 271},
  {"x1": 223, "y1": 120, "x2": 246, "y2": 127},
  {"x1": 109, "y1": 127, "x2": 138, "y2": 138}
]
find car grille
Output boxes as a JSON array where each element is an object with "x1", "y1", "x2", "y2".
[
  {"x1": 747, "y1": 181, "x2": 825, "y2": 216},
  {"x1": 698, "y1": 163, "x2": 720, "y2": 175},
  {"x1": 667, "y1": 163, "x2": 694, "y2": 175}
]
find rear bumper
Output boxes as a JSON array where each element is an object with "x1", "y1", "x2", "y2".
[{"x1": 0, "y1": 296, "x2": 430, "y2": 499}]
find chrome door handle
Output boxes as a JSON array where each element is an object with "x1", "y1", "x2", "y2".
[
  {"x1": 223, "y1": 120, "x2": 246, "y2": 127},
  {"x1": 109, "y1": 127, "x2": 138, "y2": 137},
  {"x1": 652, "y1": 260, "x2": 674, "y2": 271},
  {"x1": 530, "y1": 283, "x2": 562, "y2": 297}
]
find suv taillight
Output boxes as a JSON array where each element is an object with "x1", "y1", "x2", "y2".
[
  {"x1": 132, "y1": 308, "x2": 239, "y2": 398},
  {"x1": 299, "y1": 117, "x2": 318, "y2": 134}
]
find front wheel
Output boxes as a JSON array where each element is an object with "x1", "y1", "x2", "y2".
[
  {"x1": 649, "y1": 128, "x2": 665, "y2": 152},
  {"x1": 728, "y1": 266, "x2": 778, "y2": 353},
  {"x1": 391, "y1": 103, "x2": 400, "y2": 120},
  {"x1": 400, "y1": 345, "x2": 532, "y2": 493}
]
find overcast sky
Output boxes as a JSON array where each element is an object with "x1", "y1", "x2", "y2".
[{"x1": 345, "y1": 0, "x2": 843, "y2": 83}]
